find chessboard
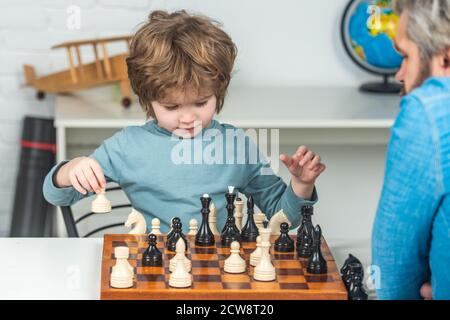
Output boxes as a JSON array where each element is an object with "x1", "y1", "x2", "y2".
[{"x1": 100, "y1": 234, "x2": 348, "y2": 300}]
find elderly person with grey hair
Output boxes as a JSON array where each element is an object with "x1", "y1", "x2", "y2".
[{"x1": 372, "y1": 0, "x2": 450, "y2": 300}]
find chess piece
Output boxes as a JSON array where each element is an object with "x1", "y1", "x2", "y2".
[
  {"x1": 297, "y1": 205, "x2": 314, "y2": 258},
  {"x1": 250, "y1": 236, "x2": 262, "y2": 266},
  {"x1": 208, "y1": 202, "x2": 220, "y2": 236},
  {"x1": 268, "y1": 209, "x2": 291, "y2": 235},
  {"x1": 347, "y1": 263, "x2": 368, "y2": 300},
  {"x1": 240, "y1": 195, "x2": 259, "y2": 242},
  {"x1": 169, "y1": 238, "x2": 192, "y2": 272},
  {"x1": 254, "y1": 213, "x2": 267, "y2": 230},
  {"x1": 274, "y1": 222, "x2": 295, "y2": 252},
  {"x1": 167, "y1": 221, "x2": 187, "y2": 252},
  {"x1": 110, "y1": 246, "x2": 134, "y2": 288},
  {"x1": 341, "y1": 254, "x2": 362, "y2": 289},
  {"x1": 188, "y1": 218, "x2": 198, "y2": 236},
  {"x1": 124, "y1": 208, "x2": 147, "y2": 234},
  {"x1": 234, "y1": 197, "x2": 244, "y2": 231},
  {"x1": 142, "y1": 234, "x2": 163, "y2": 267},
  {"x1": 224, "y1": 241, "x2": 246, "y2": 274},
  {"x1": 307, "y1": 225, "x2": 327, "y2": 274},
  {"x1": 195, "y1": 194, "x2": 215, "y2": 246},
  {"x1": 168, "y1": 239, "x2": 192, "y2": 288},
  {"x1": 91, "y1": 189, "x2": 111, "y2": 213},
  {"x1": 221, "y1": 186, "x2": 241, "y2": 247},
  {"x1": 253, "y1": 226, "x2": 276, "y2": 281},
  {"x1": 166, "y1": 217, "x2": 180, "y2": 242},
  {"x1": 150, "y1": 218, "x2": 162, "y2": 235}
]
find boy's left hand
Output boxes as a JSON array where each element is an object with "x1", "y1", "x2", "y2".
[{"x1": 280, "y1": 145, "x2": 326, "y2": 185}]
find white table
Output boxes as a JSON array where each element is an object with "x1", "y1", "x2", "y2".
[{"x1": 0, "y1": 237, "x2": 371, "y2": 300}]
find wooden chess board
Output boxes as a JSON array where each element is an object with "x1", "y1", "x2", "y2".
[{"x1": 100, "y1": 234, "x2": 348, "y2": 300}]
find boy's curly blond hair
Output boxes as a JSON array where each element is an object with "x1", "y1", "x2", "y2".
[{"x1": 126, "y1": 10, "x2": 237, "y2": 118}]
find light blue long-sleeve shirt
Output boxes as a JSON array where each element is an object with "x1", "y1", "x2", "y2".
[
  {"x1": 43, "y1": 119, "x2": 317, "y2": 233},
  {"x1": 372, "y1": 77, "x2": 450, "y2": 300}
]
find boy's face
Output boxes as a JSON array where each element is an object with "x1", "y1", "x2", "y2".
[{"x1": 151, "y1": 88, "x2": 217, "y2": 139}]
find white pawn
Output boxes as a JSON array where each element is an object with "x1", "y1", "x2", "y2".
[
  {"x1": 224, "y1": 241, "x2": 246, "y2": 274},
  {"x1": 208, "y1": 202, "x2": 220, "y2": 236},
  {"x1": 169, "y1": 238, "x2": 192, "y2": 272},
  {"x1": 250, "y1": 236, "x2": 262, "y2": 267},
  {"x1": 91, "y1": 189, "x2": 111, "y2": 213},
  {"x1": 151, "y1": 218, "x2": 162, "y2": 235},
  {"x1": 110, "y1": 246, "x2": 134, "y2": 288},
  {"x1": 169, "y1": 239, "x2": 192, "y2": 288},
  {"x1": 188, "y1": 218, "x2": 198, "y2": 236},
  {"x1": 253, "y1": 227, "x2": 276, "y2": 282},
  {"x1": 234, "y1": 197, "x2": 244, "y2": 231}
]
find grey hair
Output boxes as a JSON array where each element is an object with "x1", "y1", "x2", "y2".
[{"x1": 394, "y1": 0, "x2": 450, "y2": 63}]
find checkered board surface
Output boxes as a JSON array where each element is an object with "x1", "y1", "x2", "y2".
[{"x1": 100, "y1": 234, "x2": 348, "y2": 300}]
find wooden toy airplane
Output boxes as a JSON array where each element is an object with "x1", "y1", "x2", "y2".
[{"x1": 23, "y1": 35, "x2": 133, "y2": 108}]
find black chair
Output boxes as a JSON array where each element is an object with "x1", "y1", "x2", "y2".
[{"x1": 60, "y1": 186, "x2": 132, "y2": 237}]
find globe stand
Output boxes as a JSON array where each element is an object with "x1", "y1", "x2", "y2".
[{"x1": 359, "y1": 75, "x2": 402, "y2": 94}]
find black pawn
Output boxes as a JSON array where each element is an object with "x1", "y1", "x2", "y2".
[
  {"x1": 240, "y1": 196, "x2": 259, "y2": 242},
  {"x1": 166, "y1": 217, "x2": 180, "y2": 242},
  {"x1": 307, "y1": 225, "x2": 327, "y2": 274},
  {"x1": 274, "y1": 222, "x2": 295, "y2": 252},
  {"x1": 142, "y1": 234, "x2": 163, "y2": 267},
  {"x1": 297, "y1": 205, "x2": 314, "y2": 258},
  {"x1": 348, "y1": 263, "x2": 368, "y2": 300},
  {"x1": 167, "y1": 221, "x2": 187, "y2": 252},
  {"x1": 195, "y1": 195, "x2": 215, "y2": 246}
]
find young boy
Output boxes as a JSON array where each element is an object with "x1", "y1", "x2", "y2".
[{"x1": 43, "y1": 10, "x2": 326, "y2": 233}]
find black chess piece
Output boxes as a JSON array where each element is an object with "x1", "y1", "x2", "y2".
[
  {"x1": 240, "y1": 195, "x2": 259, "y2": 242},
  {"x1": 297, "y1": 205, "x2": 314, "y2": 258},
  {"x1": 220, "y1": 188, "x2": 241, "y2": 247},
  {"x1": 167, "y1": 221, "x2": 187, "y2": 252},
  {"x1": 348, "y1": 263, "x2": 368, "y2": 300},
  {"x1": 166, "y1": 217, "x2": 180, "y2": 243},
  {"x1": 306, "y1": 224, "x2": 327, "y2": 274},
  {"x1": 341, "y1": 254, "x2": 362, "y2": 290},
  {"x1": 142, "y1": 234, "x2": 163, "y2": 267},
  {"x1": 195, "y1": 194, "x2": 215, "y2": 246},
  {"x1": 274, "y1": 222, "x2": 295, "y2": 252}
]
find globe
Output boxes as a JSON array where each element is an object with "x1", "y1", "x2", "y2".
[{"x1": 341, "y1": 0, "x2": 403, "y2": 93}]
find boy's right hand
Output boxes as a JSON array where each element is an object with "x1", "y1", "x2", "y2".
[{"x1": 56, "y1": 157, "x2": 106, "y2": 195}]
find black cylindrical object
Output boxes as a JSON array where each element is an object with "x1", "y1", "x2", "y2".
[{"x1": 9, "y1": 117, "x2": 56, "y2": 237}]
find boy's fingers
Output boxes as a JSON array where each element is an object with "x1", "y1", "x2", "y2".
[
  {"x1": 82, "y1": 166, "x2": 101, "y2": 193},
  {"x1": 89, "y1": 160, "x2": 106, "y2": 188},
  {"x1": 280, "y1": 154, "x2": 293, "y2": 167},
  {"x1": 299, "y1": 150, "x2": 315, "y2": 167},
  {"x1": 308, "y1": 155, "x2": 321, "y2": 169},
  {"x1": 75, "y1": 170, "x2": 93, "y2": 193},
  {"x1": 69, "y1": 173, "x2": 87, "y2": 195},
  {"x1": 295, "y1": 145, "x2": 307, "y2": 157}
]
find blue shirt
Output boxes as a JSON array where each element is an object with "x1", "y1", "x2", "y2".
[
  {"x1": 372, "y1": 77, "x2": 450, "y2": 300},
  {"x1": 43, "y1": 120, "x2": 317, "y2": 233}
]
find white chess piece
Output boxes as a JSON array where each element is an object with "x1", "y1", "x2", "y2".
[
  {"x1": 254, "y1": 212, "x2": 267, "y2": 230},
  {"x1": 234, "y1": 197, "x2": 244, "y2": 231},
  {"x1": 208, "y1": 202, "x2": 220, "y2": 236},
  {"x1": 169, "y1": 238, "x2": 192, "y2": 272},
  {"x1": 268, "y1": 209, "x2": 291, "y2": 235},
  {"x1": 224, "y1": 241, "x2": 246, "y2": 274},
  {"x1": 110, "y1": 246, "x2": 134, "y2": 288},
  {"x1": 250, "y1": 236, "x2": 262, "y2": 267},
  {"x1": 188, "y1": 218, "x2": 198, "y2": 236},
  {"x1": 253, "y1": 227, "x2": 276, "y2": 281},
  {"x1": 151, "y1": 218, "x2": 162, "y2": 235},
  {"x1": 124, "y1": 208, "x2": 147, "y2": 234},
  {"x1": 91, "y1": 189, "x2": 111, "y2": 213},
  {"x1": 169, "y1": 239, "x2": 192, "y2": 288}
]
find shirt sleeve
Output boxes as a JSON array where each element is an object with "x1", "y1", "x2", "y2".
[
  {"x1": 42, "y1": 129, "x2": 126, "y2": 207},
  {"x1": 372, "y1": 96, "x2": 440, "y2": 300},
  {"x1": 240, "y1": 135, "x2": 318, "y2": 229}
]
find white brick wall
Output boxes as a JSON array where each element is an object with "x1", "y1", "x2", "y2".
[{"x1": 0, "y1": 0, "x2": 378, "y2": 236}]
